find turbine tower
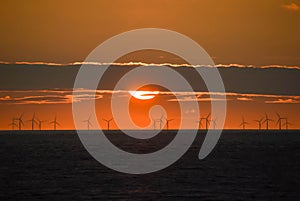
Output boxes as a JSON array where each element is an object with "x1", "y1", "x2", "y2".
[
  {"x1": 196, "y1": 119, "x2": 203, "y2": 129},
  {"x1": 83, "y1": 115, "x2": 92, "y2": 130},
  {"x1": 276, "y1": 113, "x2": 285, "y2": 130},
  {"x1": 157, "y1": 115, "x2": 164, "y2": 130},
  {"x1": 263, "y1": 113, "x2": 273, "y2": 130},
  {"x1": 152, "y1": 115, "x2": 164, "y2": 130},
  {"x1": 16, "y1": 113, "x2": 24, "y2": 130},
  {"x1": 103, "y1": 118, "x2": 113, "y2": 131},
  {"x1": 9, "y1": 118, "x2": 17, "y2": 130},
  {"x1": 200, "y1": 113, "x2": 210, "y2": 130},
  {"x1": 37, "y1": 118, "x2": 47, "y2": 130},
  {"x1": 152, "y1": 116, "x2": 156, "y2": 130},
  {"x1": 27, "y1": 113, "x2": 37, "y2": 130},
  {"x1": 254, "y1": 117, "x2": 264, "y2": 130},
  {"x1": 240, "y1": 116, "x2": 248, "y2": 130},
  {"x1": 50, "y1": 115, "x2": 60, "y2": 130},
  {"x1": 210, "y1": 118, "x2": 217, "y2": 129},
  {"x1": 164, "y1": 118, "x2": 174, "y2": 130},
  {"x1": 283, "y1": 118, "x2": 291, "y2": 130}
]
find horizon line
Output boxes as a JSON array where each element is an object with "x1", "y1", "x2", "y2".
[{"x1": 1, "y1": 129, "x2": 299, "y2": 132}]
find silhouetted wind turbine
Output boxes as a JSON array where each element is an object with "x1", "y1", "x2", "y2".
[
  {"x1": 103, "y1": 118, "x2": 113, "y2": 131},
  {"x1": 263, "y1": 113, "x2": 273, "y2": 130},
  {"x1": 9, "y1": 118, "x2": 17, "y2": 130},
  {"x1": 196, "y1": 119, "x2": 203, "y2": 129},
  {"x1": 16, "y1": 113, "x2": 24, "y2": 130},
  {"x1": 254, "y1": 117, "x2": 264, "y2": 130},
  {"x1": 27, "y1": 113, "x2": 37, "y2": 130},
  {"x1": 240, "y1": 116, "x2": 248, "y2": 130},
  {"x1": 283, "y1": 118, "x2": 291, "y2": 130},
  {"x1": 83, "y1": 115, "x2": 92, "y2": 130},
  {"x1": 37, "y1": 118, "x2": 47, "y2": 130},
  {"x1": 164, "y1": 118, "x2": 174, "y2": 130},
  {"x1": 200, "y1": 113, "x2": 210, "y2": 130},
  {"x1": 210, "y1": 118, "x2": 217, "y2": 129},
  {"x1": 50, "y1": 116, "x2": 60, "y2": 130},
  {"x1": 157, "y1": 115, "x2": 164, "y2": 130},
  {"x1": 276, "y1": 113, "x2": 285, "y2": 130},
  {"x1": 152, "y1": 115, "x2": 164, "y2": 130},
  {"x1": 152, "y1": 116, "x2": 156, "y2": 130}
]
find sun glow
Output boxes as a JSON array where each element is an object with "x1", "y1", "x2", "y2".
[{"x1": 129, "y1": 91, "x2": 159, "y2": 100}]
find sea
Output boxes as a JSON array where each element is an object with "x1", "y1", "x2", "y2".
[{"x1": 0, "y1": 130, "x2": 299, "y2": 200}]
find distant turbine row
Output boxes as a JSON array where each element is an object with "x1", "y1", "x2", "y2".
[
  {"x1": 240, "y1": 113, "x2": 291, "y2": 130},
  {"x1": 8, "y1": 112, "x2": 292, "y2": 131},
  {"x1": 9, "y1": 113, "x2": 60, "y2": 130}
]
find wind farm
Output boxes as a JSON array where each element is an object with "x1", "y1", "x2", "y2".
[{"x1": 1, "y1": 111, "x2": 296, "y2": 132}]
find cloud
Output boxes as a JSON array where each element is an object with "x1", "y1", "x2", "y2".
[
  {"x1": 1, "y1": 89, "x2": 300, "y2": 105},
  {"x1": 0, "y1": 90, "x2": 104, "y2": 104},
  {"x1": 1, "y1": 61, "x2": 300, "y2": 70},
  {"x1": 282, "y1": 3, "x2": 300, "y2": 11},
  {"x1": 165, "y1": 91, "x2": 300, "y2": 103},
  {"x1": 237, "y1": 97, "x2": 253, "y2": 101},
  {"x1": 265, "y1": 98, "x2": 300, "y2": 104}
]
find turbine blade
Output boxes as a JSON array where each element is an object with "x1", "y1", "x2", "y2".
[{"x1": 206, "y1": 113, "x2": 211, "y2": 119}]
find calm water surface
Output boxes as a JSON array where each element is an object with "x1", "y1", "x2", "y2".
[{"x1": 0, "y1": 131, "x2": 299, "y2": 200}]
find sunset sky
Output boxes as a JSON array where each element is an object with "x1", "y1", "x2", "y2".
[{"x1": 0, "y1": 0, "x2": 300, "y2": 130}]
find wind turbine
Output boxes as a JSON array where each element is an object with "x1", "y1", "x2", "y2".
[
  {"x1": 200, "y1": 113, "x2": 210, "y2": 130},
  {"x1": 103, "y1": 118, "x2": 113, "y2": 131},
  {"x1": 196, "y1": 119, "x2": 203, "y2": 129},
  {"x1": 263, "y1": 113, "x2": 273, "y2": 130},
  {"x1": 276, "y1": 113, "x2": 285, "y2": 130},
  {"x1": 9, "y1": 118, "x2": 17, "y2": 130},
  {"x1": 27, "y1": 113, "x2": 37, "y2": 130},
  {"x1": 50, "y1": 115, "x2": 60, "y2": 130},
  {"x1": 240, "y1": 116, "x2": 248, "y2": 130},
  {"x1": 16, "y1": 113, "x2": 24, "y2": 130},
  {"x1": 283, "y1": 118, "x2": 291, "y2": 130},
  {"x1": 152, "y1": 114, "x2": 164, "y2": 130},
  {"x1": 152, "y1": 116, "x2": 156, "y2": 130},
  {"x1": 210, "y1": 118, "x2": 217, "y2": 129},
  {"x1": 83, "y1": 115, "x2": 92, "y2": 130},
  {"x1": 37, "y1": 118, "x2": 47, "y2": 130},
  {"x1": 164, "y1": 118, "x2": 174, "y2": 130},
  {"x1": 157, "y1": 115, "x2": 164, "y2": 130},
  {"x1": 254, "y1": 117, "x2": 264, "y2": 130}
]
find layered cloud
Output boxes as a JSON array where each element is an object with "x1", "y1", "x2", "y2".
[
  {"x1": 0, "y1": 90, "x2": 104, "y2": 104},
  {"x1": 1, "y1": 61, "x2": 300, "y2": 70},
  {"x1": 1, "y1": 62, "x2": 300, "y2": 101},
  {"x1": 0, "y1": 89, "x2": 299, "y2": 105}
]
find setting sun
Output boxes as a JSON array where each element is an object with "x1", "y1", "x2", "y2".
[{"x1": 129, "y1": 91, "x2": 159, "y2": 100}]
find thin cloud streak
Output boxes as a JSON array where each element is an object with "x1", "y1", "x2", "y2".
[
  {"x1": 265, "y1": 98, "x2": 300, "y2": 104},
  {"x1": 1, "y1": 61, "x2": 300, "y2": 70},
  {"x1": 1, "y1": 89, "x2": 300, "y2": 105}
]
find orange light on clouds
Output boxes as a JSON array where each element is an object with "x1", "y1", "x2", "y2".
[{"x1": 129, "y1": 91, "x2": 159, "y2": 100}]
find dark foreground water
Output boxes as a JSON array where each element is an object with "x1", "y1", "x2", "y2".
[{"x1": 0, "y1": 130, "x2": 299, "y2": 200}]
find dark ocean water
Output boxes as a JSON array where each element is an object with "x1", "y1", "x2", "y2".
[{"x1": 0, "y1": 130, "x2": 299, "y2": 200}]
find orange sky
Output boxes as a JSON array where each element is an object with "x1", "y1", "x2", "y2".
[
  {"x1": 1, "y1": 0, "x2": 300, "y2": 65},
  {"x1": 0, "y1": 88, "x2": 299, "y2": 130},
  {"x1": 0, "y1": 1, "x2": 299, "y2": 130}
]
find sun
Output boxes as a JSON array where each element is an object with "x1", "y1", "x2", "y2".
[{"x1": 129, "y1": 91, "x2": 159, "y2": 100}]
